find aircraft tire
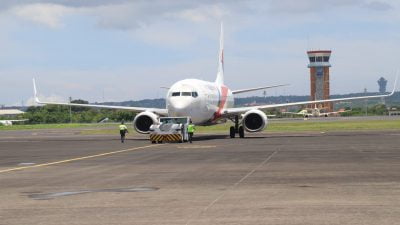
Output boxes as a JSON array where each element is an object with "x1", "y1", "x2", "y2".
[
  {"x1": 239, "y1": 126, "x2": 245, "y2": 138},
  {"x1": 230, "y1": 126, "x2": 235, "y2": 138}
]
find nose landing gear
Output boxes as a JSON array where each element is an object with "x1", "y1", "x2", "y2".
[{"x1": 229, "y1": 115, "x2": 245, "y2": 138}]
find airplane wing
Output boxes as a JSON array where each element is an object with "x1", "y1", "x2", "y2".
[
  {"x1": 326, "y1": 110, "x2": 351, "y2": 115},
  {"x1": 282, "y1": 111, "x2": 307, "y2": 115},
  {"x1": 33, "y1": 79, "x2": 168, "y2": 116},
  {"x1": 0, "y1": 119, "x2": 28, "y2": 126},
  {"x1": 232, "y1": 84, "x2": 289, "y2": 94},
  {"x1": 224, "y1": 76, "x2": 397, "y2": 115},
  {"x1": 282, "y1": 112, "x2": 297, "y2": 115},
  {"x1": 2, "y1": 119, "x2": 29, "y2": 122},
  {"x1": 282, "y1": 110, "x2": 304, "y2": 114}
]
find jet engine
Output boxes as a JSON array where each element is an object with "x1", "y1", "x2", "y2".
[
  {"x1": 242, "y1": 109, "x2": 268, "y2": 132},
  {"x1": 133, "y1": 111, "x2": 159, "y2": 134}
]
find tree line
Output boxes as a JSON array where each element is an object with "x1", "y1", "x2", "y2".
[
  {"x1": 1, "y1": 99, "x2": 397, "y2": 125},
  {"x1": 21, "y1": 99, "x2": 136, "y2": 124}
]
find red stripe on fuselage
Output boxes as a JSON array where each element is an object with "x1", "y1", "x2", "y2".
[{"x1": 213, "y1": 85, "x2": 228, "y2": 120}]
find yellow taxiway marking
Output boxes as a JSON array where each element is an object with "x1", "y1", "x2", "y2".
[{"x1": 0, "y1": 144, "x2": 159, "y2": 174}]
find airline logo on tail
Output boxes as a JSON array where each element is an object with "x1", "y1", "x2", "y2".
[{"x1": 214, "y1": 85, "x2": 229, "y2": 120}]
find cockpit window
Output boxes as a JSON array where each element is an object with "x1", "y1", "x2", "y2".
[{"x1": 171, "y1": 91, "x2": 198, "y2": 97}]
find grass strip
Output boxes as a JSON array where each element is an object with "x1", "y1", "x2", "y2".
[{"x1": 1, "y1": 119, "x2": 399, "y2": 134}]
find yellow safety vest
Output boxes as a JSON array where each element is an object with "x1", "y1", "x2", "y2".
[
  {"x1": 188, "y1": 124, "x2": 195, "y2": 133},
  {"x1": 119, "y1": 124, "x2": 128, "y2": 131}
]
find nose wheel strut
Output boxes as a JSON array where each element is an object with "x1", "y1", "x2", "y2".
[{"x1": 230, "y1": 115, "x2": 244, "y2": 138}]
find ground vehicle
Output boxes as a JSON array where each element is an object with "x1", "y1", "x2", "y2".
[{"x1": 149, "y1": 117, "x2": 190, "y2": 143}]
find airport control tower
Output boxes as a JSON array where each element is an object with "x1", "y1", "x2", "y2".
[{"x1": 307, "y1": 50, "x2": 333, "y2": 111}]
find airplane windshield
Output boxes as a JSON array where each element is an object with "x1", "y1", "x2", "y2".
[{"x1": 171, "y1": 91, "x2": 198, "y2": 97}]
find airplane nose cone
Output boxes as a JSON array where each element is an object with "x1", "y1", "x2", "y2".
[{"x1": 169, "y1": 98, "x2": 191, "y2": 116}]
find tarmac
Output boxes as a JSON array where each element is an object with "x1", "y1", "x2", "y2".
[{"x1": 1, "y1": 129, "x2": 400, "y2": 225}]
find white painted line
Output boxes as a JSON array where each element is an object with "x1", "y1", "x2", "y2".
[{"x1": 185, "y1": 149, "x2": 278, "y2": 225}]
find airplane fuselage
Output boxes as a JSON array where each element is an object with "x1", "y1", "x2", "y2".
[
  {"x1": 0, "y1": 121, "x2": 12, "y2": 126},
  {"x1": 166, "y1": 79, "x2": 234, "y2": 125}
]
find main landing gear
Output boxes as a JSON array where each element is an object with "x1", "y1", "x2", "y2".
[{"x1": 230, "y1": 115, "x2": 244, "y2": 138}]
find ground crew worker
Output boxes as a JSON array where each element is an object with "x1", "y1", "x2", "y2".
[
  {"x1": 119, "y1": 121, "x2": 128, "y2": 143},
  {"x1": 187, "y1": 120, "x2": 195, "y2": 143}
]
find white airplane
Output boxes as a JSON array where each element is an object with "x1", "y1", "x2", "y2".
[
  {"x1": 32, "y1": 23, "x2": 397, "y2": 138},
  {"x1": 0, "y1": 119, "x2": 28, "y2": 126},
  {"x1": 284, "y1": 108, "x2": 351, "y2": 118}
]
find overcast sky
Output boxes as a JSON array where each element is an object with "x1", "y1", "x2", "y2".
[{"x1": 0, "y1": 0, "x2": 399, "y2": 106}]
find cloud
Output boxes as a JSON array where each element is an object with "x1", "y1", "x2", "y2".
[
  {"x1": 83, "y1": 1, "x2": 232, "y2": 30},
  {"x1": 2, "y1": 1, "x2": 395, "y2": 30},
  {"x1": 363, "y1": 1, "x2": 393, "y2": 11},
  {"x1": 10, "y1": 3, "x2": 72, "y2": 28},
  {"x1": 262, "y1": 0, "x2": 393, "y2": 14},
  {"x1": 2, "y1": 1, "x2": 220, "y2": 29},
  {"x1": 0, "y1": 0, "x2": 129, "y2": 11},
  {"x1": 1, "y1": 0, "x2": 400, "y2": 106},
  {"x1": 170, "y1": 4, "x2": 228, "y2": 23},
  {"x1": 131, "y1": 24, "x2": 198, "y2": 47}
]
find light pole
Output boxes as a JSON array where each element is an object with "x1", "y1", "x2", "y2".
[
  {"x1": 69, "y1": 97, "x2": 72, "y2": 123},
  {"x1": 364, "y1": 88, "x2": 368, "y2": 116}
]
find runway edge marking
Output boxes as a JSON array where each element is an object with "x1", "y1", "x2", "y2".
[{"x1": 0, "y1": 144, "x2": 160, "y2": 174}]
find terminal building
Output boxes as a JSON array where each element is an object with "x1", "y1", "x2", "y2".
[
  {"x1": 307, "y1": 50, "x2": 333, "y2": 111},
  {"x1": 0, "y1": 109, "x2": 25, "y2": 118}
]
